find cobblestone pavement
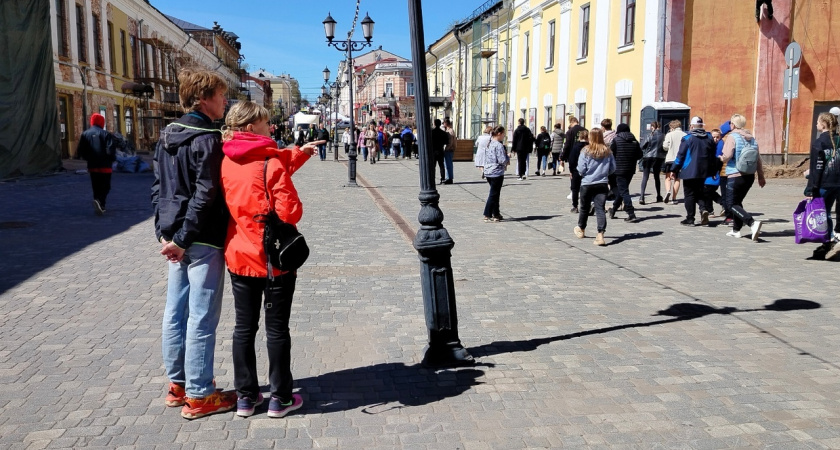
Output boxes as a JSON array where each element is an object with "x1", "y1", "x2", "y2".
[{"x1": 1, "y1": 153, "x2": 839, "y2": 449}]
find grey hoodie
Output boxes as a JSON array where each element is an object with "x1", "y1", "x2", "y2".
[{"x1": 577, "y1": 147, "x2": 616, "y2": 186}]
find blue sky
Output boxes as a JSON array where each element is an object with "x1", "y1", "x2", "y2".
[{"x1": 151, "y1": 0, "x2": 482, "y2": 101}]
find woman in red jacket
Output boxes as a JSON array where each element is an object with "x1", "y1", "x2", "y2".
[{"x1": 220, "y1": 101, "x2": 319, "y2": 418}]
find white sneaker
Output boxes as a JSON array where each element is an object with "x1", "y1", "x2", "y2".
[
  {"x1": 517, "y1": 177, "x2": 523, "y2": 181},
  {"x1": 726, "y1": 230, "x2": 742, "y2": 238},
  {"x1": 750, "y1": 220, "x2": 762, "y2": 241},
  {"x1": 566, "y1": 192, "x2": 573, "y2": 200}
]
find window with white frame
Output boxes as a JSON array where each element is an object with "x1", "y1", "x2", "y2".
[
  {"x1": 622, "y1": 0, "x2": 636, "y2": 46},
  {"x1": 576, "y1": 103, "x2": 586, "y2": 128},
  {"x1": 547, "y1": 20, "x2": 556, "y2": 68},
  {"x1": 406, "y1": 82, "x2": 415, "y2": 97},
  {"x1": 619, "y1": 98, "x2": 632, "y2": 125},
  {"x1": 523, "y1": 31, "x2": 530, "y2": 75},
  {"x1": 578, "y1": 4, "x2": 590, "y2": 59},
  {"x1": 385, "y1": 82, "x2": 393, "y2": 97}
]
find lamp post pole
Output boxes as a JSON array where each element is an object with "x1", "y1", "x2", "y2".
[
  {"x1": 323, "y1": 67, "x2": 347, "y2": 162},
  {"x1": 323, "y1": 12, "x2": 374, "y2": 187},
  {"x1": 407, "y1": 0, "x2": 473, "y2": 367}
]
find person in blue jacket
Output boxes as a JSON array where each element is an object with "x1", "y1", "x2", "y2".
[{"x1": 672, "y1": 116, "x2": 717, "y2": 226}]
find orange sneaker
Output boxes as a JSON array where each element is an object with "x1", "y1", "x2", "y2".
[
  {"x1": 165, "y1": 382, "x2": 186, "y2": 407},
  {"x1": 181, "y1": 390, "x2": 236, "y2": 419}
]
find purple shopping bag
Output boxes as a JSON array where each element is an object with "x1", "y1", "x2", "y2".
[{"x1": 793, "y1": 198, "x2": 830, "y2": 244}]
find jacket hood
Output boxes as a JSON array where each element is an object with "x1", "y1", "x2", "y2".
[
  {"x1": 720, "y1": 121, "x2": 732, "y2": 136},
  {"x1": 160, "y1": 112, "x2": 220, "y2": 155},
  {"x1": 615, "y1": 131, "x2": 638, "y2": 143},
  {"x1": 690, "y1": 128, "x2": 711, "y2": 138},
  {"x1": 222, "y1": 131, "x2": 282, "y2": 161},
  {"x1": 732, "y1": 128, "x2": 755, "y2": 140}
]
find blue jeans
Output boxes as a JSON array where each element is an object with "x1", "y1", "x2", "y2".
[
  {"x1": 162, "y1": 244, "x2": 225, "y2": 399},
  {"x1": 539, "y1": 154, "x2": 548, "y2": 172},
  {"x1": 444, "y1": 151, "x2": 454, "y2": 181},
  {"x1": 318, "y1": 144, "x2": 327, "y2": 160},
  {"x1": 361, "y1": 146, "x2": 368, "y2": 161}
]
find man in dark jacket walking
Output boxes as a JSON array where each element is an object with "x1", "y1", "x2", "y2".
[
  {"x1": 672, "y1": 116, "x2": 717, "y2": 226},
  {"x1": 512, "y1": 118, "x2": 534, "y2": 180},
  {"x1": 151, "y1": 69, "x2": 236, "y2": 419},
  {"x1": 608, "y1": 123, "x2": 643, "y2": 222},
  {"x1": 78, "y1": 113, "x2": 116, "y2": 215},
  {"x1": 430, "y1": 119, "x2": 449, "y2": 183}
]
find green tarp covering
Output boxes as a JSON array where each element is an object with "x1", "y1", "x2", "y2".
[{"x1": 0, "y1": 0, "x2": 62, "y2": 178}]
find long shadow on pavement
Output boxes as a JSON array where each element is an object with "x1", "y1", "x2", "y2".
[
  {"x1": 608, "y1": 230, "x2": 663, "y2": 245},
  {"x1": 468, "y1": 299, "x2": 821, "y2": 359},
  {"x1": 286, "y1": 362, "x2": 492, "y2": 415},
  {"x1": 0, "y1": 171, "x2": 155, "y2": 295}
]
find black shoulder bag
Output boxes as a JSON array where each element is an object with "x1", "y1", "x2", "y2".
[{"x1": 254, "y1": 158, "x2": 310, "y2": 280}]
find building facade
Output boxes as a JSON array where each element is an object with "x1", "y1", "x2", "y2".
[{"x1": 51, "y1": 0, "x2": 241, "y2": 157}]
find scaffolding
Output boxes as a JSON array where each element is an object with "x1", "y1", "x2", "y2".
[{"x1": 466, "y1": 0, "x2": 511, "y2": 139}]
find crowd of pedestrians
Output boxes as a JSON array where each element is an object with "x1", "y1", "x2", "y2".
[{"x1": 469, "y1": 109, "x2": 840, "y2": 249}]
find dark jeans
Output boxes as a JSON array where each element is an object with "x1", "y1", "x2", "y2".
[
  {"x1": 820, "y1": 187, "x2": 840, "y2": 238},
  {"x1": 550, "y1": 152, "x2": 561, "y2": 173},
  {"x1": 318, "y1": 144, "x2": 327, "y2": 160},
  {"x1": 89, "y1": 172, "x2": 111, "y2": 208},
  {"x1": 703, "y1": 185, "x2": 722, "y2": 214},
  {"x1": 483, "y1": 176, "x2": 504, "y2": 218},
  {"x1": 517, "y1": 151, "x2": 530, "y2": 177},
  {"x1": 230, "y1": 271, "x2": 296, "y2": 402},
  {"x1": 720, "y1": 176, "x2": 731, "y2": 218},
  {"x1": 612, "y1": 174, "x2": 635, "y2": 216},
  {"x1": 570, "y1": 171, "x2": 582, "y2": 208},
  {"x1": 578, "y1": 183, "x2": 609, "y2": 233},
  {"x1": 640, "y1": 158, "x2": 663, "y2": 199},
  {"x1": 729, "y1": 175, "x2": 757, "y2": 232},
  {"x1": 682, "y1": 178, "x2": 706, "y2": 222},
  {"x1": 344, "y1": 143, "x2": 349, "y2": 154},
  {"x1": 757, "y1": 0, "x2": 773, "y2": 19},
  {"x1": 607, "y1": 174, "x2": 618, "y2": 201}
]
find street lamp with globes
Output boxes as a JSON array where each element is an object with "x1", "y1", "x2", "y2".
[
  {"x1": 323, "y1": 66, "x2": 348, "y2": 162},
  {"x1": 323, "y1": 11, "x2": 374, "y2": 187}
]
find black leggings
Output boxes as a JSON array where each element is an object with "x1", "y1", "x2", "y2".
[{"x1": 640, "y1": 158, "x2": 663, "y2": 200}]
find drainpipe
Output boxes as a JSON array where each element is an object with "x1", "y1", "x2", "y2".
[
  {"x1": 454, "y1": 27, "x2": 463, "y2": 138},
  {"x1": 657, "y1": 0, "x2": 666, "y2": 102},
  {"x1": 428, "y1": 47, "x2": 439, "y2": 95}
]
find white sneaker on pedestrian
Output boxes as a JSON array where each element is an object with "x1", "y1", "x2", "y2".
[
  {"x1": 93, "y1": 200, "x2": 104, "y2": 216},
  {"x1": 566, "y1": 192, "x2": 573, "y2": 200},
  {"x1": 750, "y1": 220, "x2": 762, "y2": 241},
  {"x1": 517, "y1": 177, "x2": 523, "y2": 181},
  {"x1": 726, "y1": 230, "x2": 742, "y2": 238}
]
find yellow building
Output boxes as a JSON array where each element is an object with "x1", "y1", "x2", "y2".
[{"x1": 509, "y1": 0, "x2": 664, "y2": 135}]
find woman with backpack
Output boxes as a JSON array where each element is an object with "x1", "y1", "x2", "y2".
[
  {"x1": 805, "y1": 112, "x2": 840, "y2": 259},
  {"x1": 720, "y1": 114, "x2": 765, "y2": 241},
  {"x1": 550, "y1": 123, "x2": 565, "y2": 175},
  {"x1": 535, "y1": 126, "x2": 553, "y2": 177},
  {"x1": 639, "y1": 121, "x2": 666, "y2": 204}
]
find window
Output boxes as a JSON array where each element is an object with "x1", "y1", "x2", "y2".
[
  {"x1": 406, "y1": 82, "x2": 415, "y2": 97},
  {"x1": 92, "y1": 14, "x2": 103, "y2": 68},
  {"x1": 55, "y1": 0, "x2": 68, "y2": 57},
  {"x1": 76, "y1": 4, "x2": 86, "y2": 62},
  {"x1": 556, "y1": 104, "x2": 566, "y2": 130},
  {"x1": 624, "y1": 0, "x2": 636, "y2": 46},
  {"x1": 114, "y1": 105, "x2": 121, "y2": 134},
  {"x1": 120, "y1": 30, "x2": 128, "y2": 76},
  {"x1": 579, "y1": 4, "x2": 590, "y2": 59},
  {"x1": 619, "y1": 98, "x2": 632, "y2": 125},
  {"x1": 385, "y1": 82, "x2": 393, "y2": 97},
  {"x1": 547, "y1": 20, "x2": 556, "y2": 68},
  {"x1": 545, "y1": 106, "x2": 553, "y2": 130},
  {"x1": 576, "y1": 103, "x2": 586, "y2": 128},
  {"x1": 523, "y1": 31, "x2": 530, "y2": 75},
  {"x1": 107, "y1": 22, "x2": 116, "y2": 72}
]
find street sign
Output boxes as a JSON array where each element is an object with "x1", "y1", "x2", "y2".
[
  {"x1": 784, "y1": 42, "x2": 802, "y2": 67},
  {"x1": 783, "y1": 68, "x2": 800, "y2": 99}
]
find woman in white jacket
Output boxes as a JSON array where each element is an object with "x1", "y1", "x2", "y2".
[
  {"x1": 662, "y1": 120, "x2": 686, "y2": 205},
  {"x1": 341, "y1": 128, "x2": 353, "y2": 155}
]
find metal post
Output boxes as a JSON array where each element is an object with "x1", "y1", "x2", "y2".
[
  {"x1": 334, "y1": 88, "x2": 340, "y2": 161},
  {"x1": 345, "y1": 47, "x2": 358, "y2": 186},
  {"x1": 407, "y1": 0, "x2": 474, "y2": 368},
  {"x1": 783, "y1": 50, "x2": 794, "y2": 166}
]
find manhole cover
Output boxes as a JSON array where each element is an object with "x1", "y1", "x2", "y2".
[{"x1": 0, "y1": 221, "x2": 33, "y2": 229}]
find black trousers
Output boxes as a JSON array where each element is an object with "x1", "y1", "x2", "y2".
[
  {"x1": 640, "y1": 158, "x2": 664, "y2": 199},
  {"x1": 435, "y1": 151, "x2": 445, "y2": 181},
  {"x1": 612, "y1": 174, "x2": 635, "y2": 215},
  {"x1": 517, "y1": 151, "x2": 530, "y2": 177},
  {"x1": 702, "y1": 185, "x2": 722, "y2": 214},
  {"x1": 730, "y1": 174, "x2": 757, "y2": 232},
  {"x1": 483, "y1": 176, "x2": 504, "y2": 218},
  {"x1": 682, "y1": 178, "x2": 706, "y2": 222},
  {"x1": 230, "y1": 271, "x2": 296, "y2": 402},
  {"x1": 570, "y1": 171, "x2": 582, "y2": 208},
  {"x1": 89, "y1": 172, "x2": 111, "y2": 208}
]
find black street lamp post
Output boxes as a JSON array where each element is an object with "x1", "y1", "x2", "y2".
[
  {"x1": 407, "y1": 0, "x2": 474, "y2": 367},
  {"x1": 323, "y1": 67, "x2": 347, "y2": 162},
  {"x1": 323, "y1": 11, "x2": 374, "y2": 187}
]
